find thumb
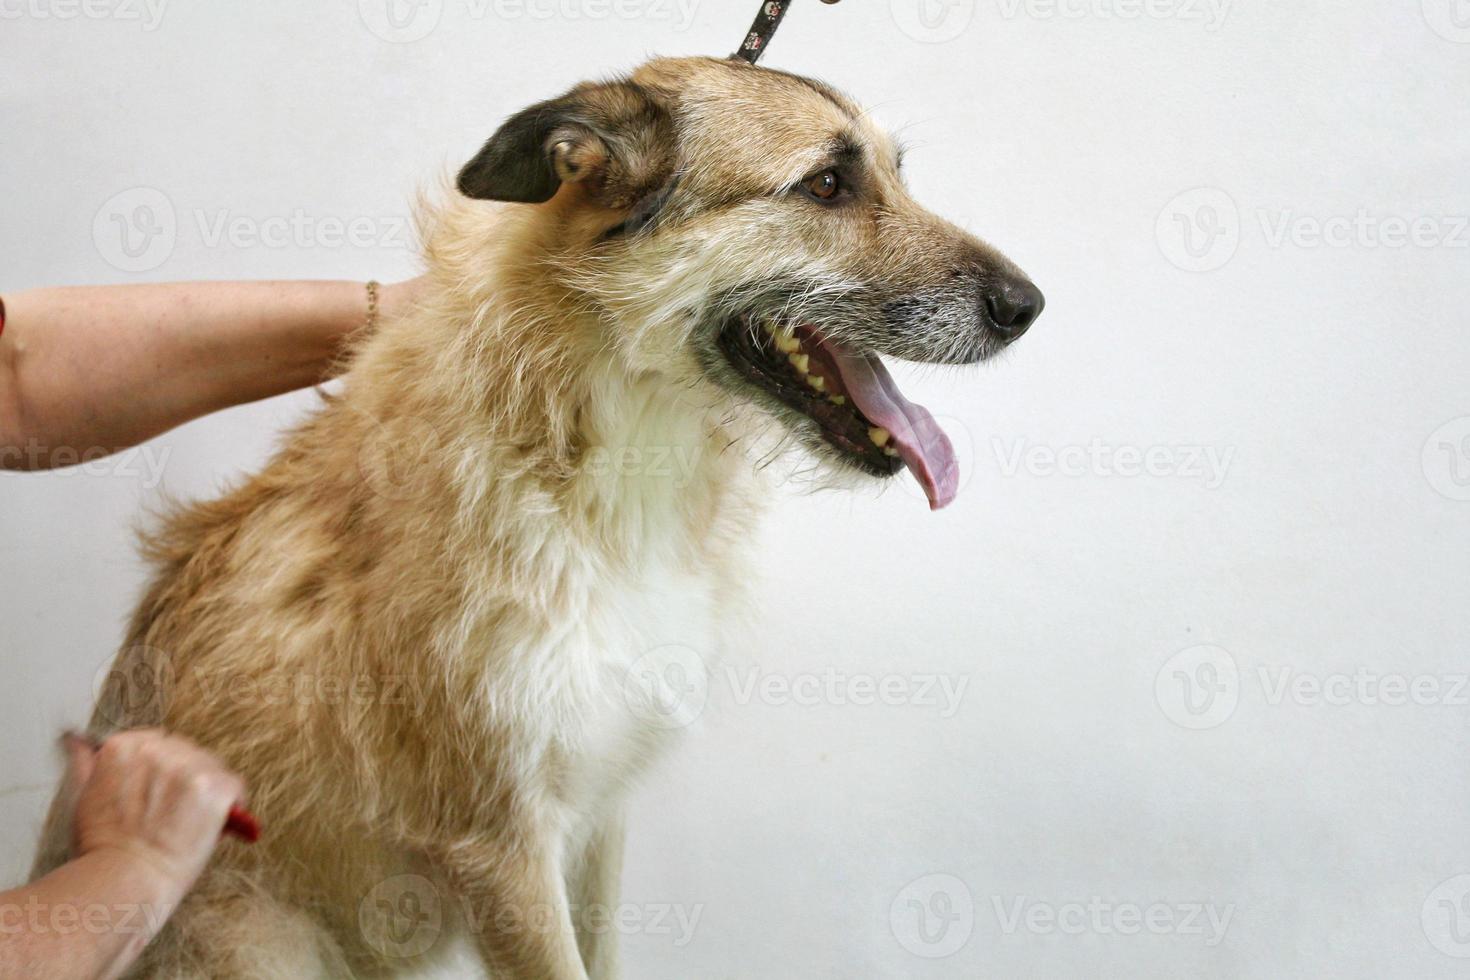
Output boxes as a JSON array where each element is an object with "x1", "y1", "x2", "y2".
[{"x1": 62, "y1": 731, "x2": 98, "y2": 795}]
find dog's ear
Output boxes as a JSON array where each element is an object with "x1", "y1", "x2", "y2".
[{"x1": 457, "y1": 80, "x2": 674, "y2": 208}]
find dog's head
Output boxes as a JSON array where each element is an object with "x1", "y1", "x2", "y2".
[{"x1": 457, "y1": 56, "x2": 1042, "y2": 509}]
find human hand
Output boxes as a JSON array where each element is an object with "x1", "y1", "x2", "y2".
[
  {"x1": 378, "y1": 276, "x2": 428, "y2": 327},
  {"x1": 64, "y1": 730, "x2": 247, "y2": 901}
]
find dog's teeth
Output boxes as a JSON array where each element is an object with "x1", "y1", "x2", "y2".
[
  {"x1": 788, "y1": 353, "x2": 809, "y2": 374},
  {"x1": 868, "y1": 427, "x2": 891, "y2": 448},
  {"x1": 828, "y1": 395, "x2": 846, "y2": 406},
  {"x1": 775, "y1": 332, "x2": 801, "y2": 354},
  {"x1": 806, "y1": 375, "x2": 825, "y2": 391},
  {"x1": 883, "y1": 446, "x2": 900, "y2": 458}
]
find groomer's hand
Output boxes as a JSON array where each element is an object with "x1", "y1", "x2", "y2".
[
  {"x1": 0, "y1": 731, "x2": 249, "y2": 980},
  {"x1": 65, "y1": 730, "x2": 245, "y2": 899}
]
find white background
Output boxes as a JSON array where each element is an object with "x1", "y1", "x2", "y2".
[{"x1": 3, "y1": 1, "x2": 1470, "y2": 977}]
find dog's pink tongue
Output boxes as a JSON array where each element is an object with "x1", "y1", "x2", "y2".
[{"x1": 829, "y1": 349, "x2": 960, "y2": 511}]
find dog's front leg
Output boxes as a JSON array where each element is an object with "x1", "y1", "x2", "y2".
[
  {"x1": 444, "y1": 835, "x2": 591, "y2": 980},
  {"x1": 569, "y1": 814, "x2": 626, "y2": 980}
]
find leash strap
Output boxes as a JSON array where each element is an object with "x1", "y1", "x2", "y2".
[
  {"x1": 733, "y1": 1, "x2": 840, "y2": 65},
  {"x1": 733, "y1": 2, "x2": 792, "y2": 63}
]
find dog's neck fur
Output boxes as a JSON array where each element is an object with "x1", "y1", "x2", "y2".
[{"x1": 332, "y1": 199, "x2": 763, "y2": 629}]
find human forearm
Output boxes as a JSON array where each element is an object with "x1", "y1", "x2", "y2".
[
  {"x1": 0, "y1": 732, "x2": 247, "y2": 979},
  {"x1": 0, "y1": 848, "x2": 184, "y2": 980},
  {"x1": 0, "y1": 280, "x2": 417, "y2": 469}
]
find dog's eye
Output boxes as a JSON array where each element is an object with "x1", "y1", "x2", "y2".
[{"x1": 801, "y1": 169, "x2": 842, "y2": 202}]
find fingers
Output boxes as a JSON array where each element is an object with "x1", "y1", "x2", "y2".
[
  {"x1": 112, "y1": 730, "x2": 244, "y2": 812},
  {"x1": 74, "y1": 727, "x2": 247, "y2": 815},
  {"x1": 69, "y1": 728, "x2": 249, "y2": 890}
]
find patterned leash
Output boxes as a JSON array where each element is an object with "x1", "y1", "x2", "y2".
[{"x1": 732, "y1": 0, "x2": 843, "y2": 65}]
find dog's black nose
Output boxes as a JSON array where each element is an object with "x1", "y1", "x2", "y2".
[{"x1": 983, "y1": 278, "x2": 1045, "y2": 339}]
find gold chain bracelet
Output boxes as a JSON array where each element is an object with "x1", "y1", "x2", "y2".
[{"x1": 364, "y1": 280, "x2": 381, "y2": 334}]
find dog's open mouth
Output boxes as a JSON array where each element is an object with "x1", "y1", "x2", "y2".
[{"x1": 717, "y1": 315, "x2": 960, "y2": 510}]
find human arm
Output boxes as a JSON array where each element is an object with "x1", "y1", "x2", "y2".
[
  {"x1": 0, "y1": 731, "x2": 246, "y2": 980},
  {"x1": 0, "y1": 278, "x2": 422, "y2": 470}
]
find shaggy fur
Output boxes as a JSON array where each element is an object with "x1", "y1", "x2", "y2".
[{"x1": 32, "y1": 56, "x2": 1036, "y2": 979}]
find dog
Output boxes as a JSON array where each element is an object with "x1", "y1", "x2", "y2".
[{"x1": 32, "y1": 55, "x2": 1042, "y2": 978}]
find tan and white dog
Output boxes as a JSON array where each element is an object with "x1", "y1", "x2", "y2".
[{"x1": 33, "y1": 55, "x2": 1041, "y2": 978}]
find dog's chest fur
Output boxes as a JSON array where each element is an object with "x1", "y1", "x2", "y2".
[
  {"x1": 551, "y1": 556, "x2": 717, "y2": 822},
  {"x1": 460, "y1": 360, "x2": 759, "y2": 826}
]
